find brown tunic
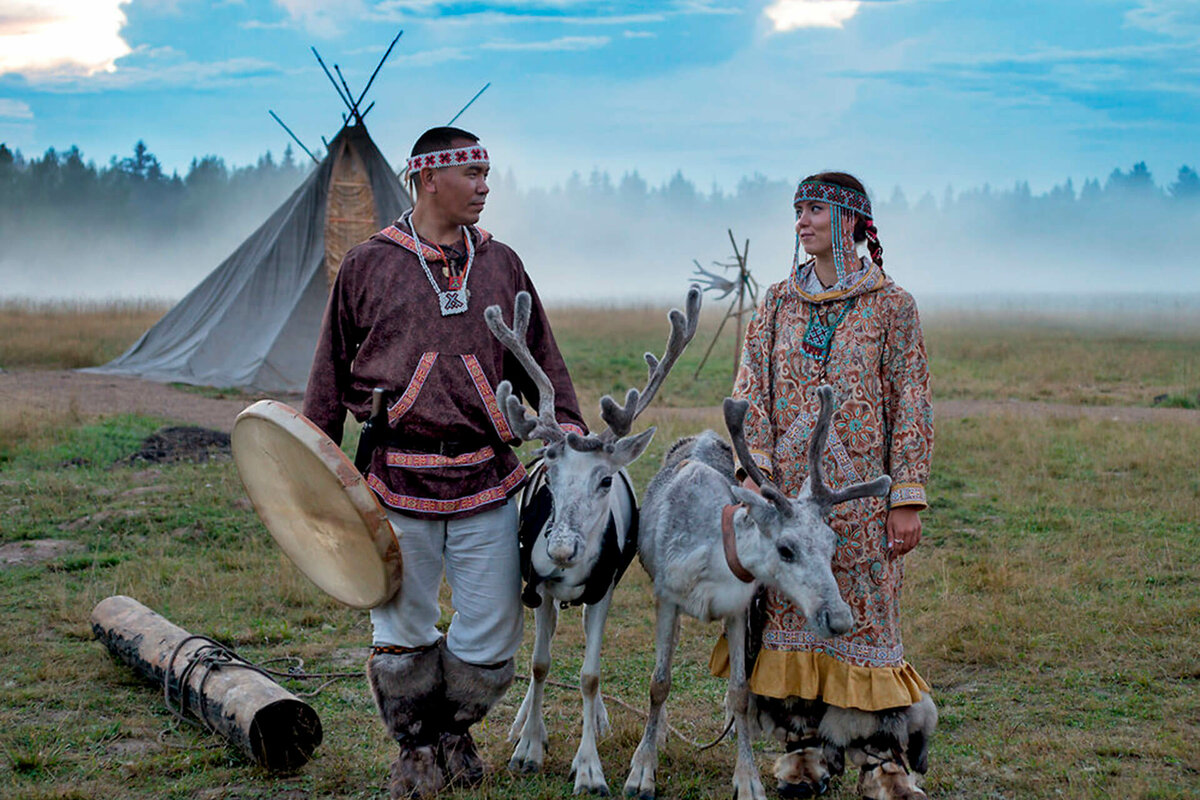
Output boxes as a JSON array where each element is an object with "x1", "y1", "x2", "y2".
[{"x1": 304, "y1": 220, "x2": 585, "y2": 520}]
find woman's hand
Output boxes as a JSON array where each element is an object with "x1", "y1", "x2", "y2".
[{"x1": 886, "y1": 507, "x2": 922, "y2": 558}]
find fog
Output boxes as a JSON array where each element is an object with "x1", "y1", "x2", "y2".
[{"x1": 2, "y1": 146, "x2": 1198, "y2": 312}]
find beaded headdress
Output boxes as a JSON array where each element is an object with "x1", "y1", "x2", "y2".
[
  {"x1": 406, "y1": 145, "x2": 489, "y2": 173},
  {"x1": 793, "y1": 180, "x2": 879, "y2": 283}
]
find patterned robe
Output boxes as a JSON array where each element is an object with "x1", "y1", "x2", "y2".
[{"x1": 713, "y1": 257, "x2": 933, "y2": 712}]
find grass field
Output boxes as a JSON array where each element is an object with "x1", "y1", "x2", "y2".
[{"x1": 0, "y1": 302, "x2": 1197, "y2": 799}]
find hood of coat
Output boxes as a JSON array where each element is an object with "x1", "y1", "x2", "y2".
[
  {"x1": 372, "y1": 212, "x2": 494, "y2": 261},
  {"x1": 789, "y1": 255, "x2": 891, "y2": 304}
]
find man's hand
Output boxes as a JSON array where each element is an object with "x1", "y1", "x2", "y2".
[{"x1": 886, "y1": 507, "x2": 922, "y2": 558}]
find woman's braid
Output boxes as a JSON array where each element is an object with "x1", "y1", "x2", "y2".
[{"x1": 864, "y1": 218, "x2": 884, "y2": 268}]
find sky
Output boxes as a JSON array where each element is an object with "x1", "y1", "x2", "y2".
[{"x1": 1, "y1": 0, "x2": 1197, "y2": 198}]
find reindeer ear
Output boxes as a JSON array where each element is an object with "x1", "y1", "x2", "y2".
[
  {"x1": 729, "y1": 486, "x2": 778, "y2": 535},
  {"x1": 610, "y1": 426, "x2": 656, "y2": 467}
]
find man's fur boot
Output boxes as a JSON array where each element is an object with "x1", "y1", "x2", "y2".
[
  {"x1": 439, "y1": 641, "x2": 515, "y2": 788},
  {"x1": 367, "y1": 644, "x2": 445, "y2": 799}
]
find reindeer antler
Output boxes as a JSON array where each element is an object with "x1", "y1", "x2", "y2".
[
  {"x1": 595, "y1": 285, "x2": 703, "y2": 443},
  {"x1": 484, "y1": 292, "x2": 566, "y2": 444},
  {"x1": 723, "y1": 397, "x2": 793, "y2": 516},
  {"x1": 807, "y1": 386, "x2": 892, "y2": 510}
]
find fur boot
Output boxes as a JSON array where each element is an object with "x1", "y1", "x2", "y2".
[
  {"x1": 367, "y1": 644, "x2": 445, "y2": 799},
  {"x1": 439, "y1": 641, "x2": 515, "y2": 787},
  {"x1": 754, "y1": 694, "x2": 844, "y2": 798},
  {"x1": 820, "y1": 692, "x2": 937, "y2": 800}
]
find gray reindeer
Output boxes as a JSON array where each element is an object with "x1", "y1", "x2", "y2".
[
  {"x1": 623, "y1": 386, "x2": 892, "y2": 800},
  {"x1": 484, "y1": 287, "x2": 701, "y2": 796}
]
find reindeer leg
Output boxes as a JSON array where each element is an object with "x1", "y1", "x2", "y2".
[
  {"x1": 623, "y1": 599, "x2": 680, "y2": 799},
  {"x1": 727, "y1": 611, "x2": 767, "y2": 800},
  {"x1": 572, "y1": 589, "x2": 614, "y2": 795},
  {"x1": 509, "y1": 596, "x2": 558, "y2": 773}
]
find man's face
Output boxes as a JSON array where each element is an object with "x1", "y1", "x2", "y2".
[{"x1": 421, "y1": 139, "x2": 490, "y2": 225}]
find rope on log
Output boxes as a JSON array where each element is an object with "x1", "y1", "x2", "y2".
[{"x1": 91, "y1": 595, "x2": 324, "y2": 772}]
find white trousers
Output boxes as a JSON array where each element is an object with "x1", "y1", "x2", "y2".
[{"x1": 370, "y1": 500, "x2": 523, "y2": 665}]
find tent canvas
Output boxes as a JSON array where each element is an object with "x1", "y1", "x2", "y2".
[{"x1": 85, "y1": 123, "x2": 411, "y2": 393}]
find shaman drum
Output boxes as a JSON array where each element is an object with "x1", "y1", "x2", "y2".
[{"x1": 231, "y1": 400, "x2": 402, "y2": 609}]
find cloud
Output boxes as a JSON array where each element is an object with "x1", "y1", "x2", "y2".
[
  {"x1": 765, "y1": 0, "x2": 862, "y2": 31},
  {"x1": 0, "y1": 0, "x2": 133, "y2": 79},
  {"x1": 273, "y1": 0, "x2": 367, "y2": 35},
  {"x1": 26, "y1": 55, "x2": 284, "y2": 92},
  {"x1": 392, "y1": 47, "x2": 472, "y2": 66},
  {"x1": 0, "y1": 98, "x2": 33, "y2": 119},
  {"x1": 623, "y1": 30, "x2": 657, "y2": 38},
  {"x1": 481, "y1": 35, "x2": 610, "y2": 52},
  {"x1": 1125, "y1": 0, "x2": 1200, "y2": 38}
]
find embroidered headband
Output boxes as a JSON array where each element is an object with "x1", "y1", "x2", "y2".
[
  {"x1": 792, "y1": 179, "x2": 877, "y2": 284},
  {"x1": 793, "y1": 180, "x2": 872, "y2": 216},
  {"x1": 406, "y1": 145, "x2": 490, "y2": 173}
]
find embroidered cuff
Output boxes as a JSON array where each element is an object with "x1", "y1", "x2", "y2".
[
  {"x1": 560, "y1": 422, "x2": 587, "y2": 437},
  {"x1": 888, "y1": 483, "x2": 926, "y2": 508},
  {"x1": 735, "y1": 450, "x2": 775, "y2": 483}
]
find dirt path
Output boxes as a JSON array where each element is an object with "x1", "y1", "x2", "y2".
[
  {"x1": 0, "y1": 370, "x2": 1195, "y2": 433},
  {"x1": 0, "y1": 369, "x2": 293, "y2": 433}
]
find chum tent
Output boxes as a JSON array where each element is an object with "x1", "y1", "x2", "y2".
[{"x1": 85, "y1": 122, "x2": 411, "y2": 393}]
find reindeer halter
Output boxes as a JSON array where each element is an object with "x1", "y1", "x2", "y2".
[{"x1": 793, "y1": 180, "x2": 874, "y2": 284}]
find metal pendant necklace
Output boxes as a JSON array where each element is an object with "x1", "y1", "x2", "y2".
[{"x1": 408, "y1": 215, "x2": 474, "y2": 316}]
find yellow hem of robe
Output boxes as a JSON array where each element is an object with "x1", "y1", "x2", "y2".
[{"x1": 709, "y1": 638, "x2": 930, "y2": 713}]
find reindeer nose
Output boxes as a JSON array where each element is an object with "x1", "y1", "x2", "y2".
[
  {"x1": 826, "y1": 601, "x2": 853, "y2": 637},
  {"x1": 546, "y1": 538, "x2": 579, "y2": 566}
]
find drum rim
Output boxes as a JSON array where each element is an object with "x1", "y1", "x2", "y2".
[{"x1": 232, "y1": 399, "x2": 401, "y2": 609}]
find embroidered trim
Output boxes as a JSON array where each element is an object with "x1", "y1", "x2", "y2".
[
  {"x1": 406, "y1": 145, "x2": 489, "y2": 173},
  {"x1": 367, "y1": 462, "x2": 527, "y2": 515},
  {"x1": 750, "y1": 450, "x2": 774, "y2": 476},
  {"x1": 379, "y1": 225, "x2": 448, "y2": 262},
  {"x1": 386, "y1": 446, "x2": 495, "y2": 469},
  {"x1": 889, "y1": 483, "x2": 926, "y2": 507},
  {"x1": 461, "y1": 354, "x2": 515, "y2": 441},
  {"x1": 762, "y1": 628, "x2": 905, "y2": 668},
  {"x1": 790, "y1": 260, "x2": 887, "y2": 303},
  {"x1": 561, "y1": 422, "x2": 586, "y2": 437},
  {"x1": 388, "y1": 352, "x2": 438, "y2": 424}
]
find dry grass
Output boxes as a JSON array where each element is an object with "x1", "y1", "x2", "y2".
[
  {"x1": 0, "y1": 299, "x2": 168, "y2": 370},
  {"x1": 1, "y1": 302, "x2": 1198, "y2": 798}
]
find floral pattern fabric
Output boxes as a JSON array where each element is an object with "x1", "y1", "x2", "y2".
[{"x1": 733, "y1": 259, "x2": 933, "y2": 708}]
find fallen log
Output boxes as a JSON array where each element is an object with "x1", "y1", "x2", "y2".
[{"x1": 91, "y1": 595, "x2": 322, "y2": 771}]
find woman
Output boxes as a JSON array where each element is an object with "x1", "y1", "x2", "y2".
[{"x1": 715, "y1": 172, "x2": 936, "y2": 799}]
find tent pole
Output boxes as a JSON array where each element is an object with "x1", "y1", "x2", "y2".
[
  {"x1": 269, "y1": 110, "x2": 320, "y2": 164},
  {"x1": 447, "y1": 82, "x2": 490, "y2": 127},
  {"x1": 354, "y1": 29, "x2": 404, "y2": 111}
]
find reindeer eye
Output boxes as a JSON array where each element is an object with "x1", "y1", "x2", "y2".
[
  {"x1": 777, "y1": 544, "x2": 796, "y2": 563},
  {"x1": 599, "y1": 476, "x2": 613, "y2": 489}
]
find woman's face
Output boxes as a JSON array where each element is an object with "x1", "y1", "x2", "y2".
[{"x1": 795, "y1": 200, "x2": 832, "y2": 257}]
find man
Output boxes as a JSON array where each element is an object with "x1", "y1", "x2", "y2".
[{"x1": 304, "y1": 126, "x2": 586, "y2": 798}]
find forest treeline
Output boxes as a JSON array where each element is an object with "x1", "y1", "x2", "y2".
[
  {"x1": 1, "y1": 139, "x2": 1198, "y2": 299},
  {"x1": 3, "y1": 139, "x2": 1199, "y2": 225}
]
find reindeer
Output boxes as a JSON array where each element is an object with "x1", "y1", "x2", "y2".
[
  {"x1": 483, "y1": 287, "x2": 701, "y2": 796},
  {"x1": 622, "y1": 386, "x2": 892, "y2": 800}
]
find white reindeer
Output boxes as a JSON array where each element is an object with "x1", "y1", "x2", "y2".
[
  {"x1": 623, "y1": 386, "x2": 891, "y2": 800},
  {"x1": 483, "y1": 287, "x2": 701, "y2": 796}
]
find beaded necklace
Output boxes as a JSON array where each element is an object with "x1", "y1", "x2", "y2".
[
  {"x1": 800, "y1": 297, "x2": 856, "y2": 361},
  {"x1": 407, "y1": 214, "x2": 475, "y2": 316}
]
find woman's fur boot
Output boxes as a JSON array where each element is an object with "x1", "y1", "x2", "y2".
[
  {"x1": 821, "y1": 692, "x2": 937, "y2": 800},
  {"x1": 367, "y1": 644, "x2": 445, "y2": 799},
  {"x1": 439, "y1": 641, "x2": 515, "y2": 787}
]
